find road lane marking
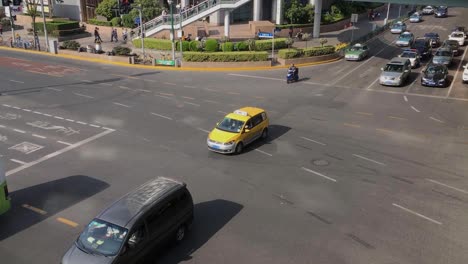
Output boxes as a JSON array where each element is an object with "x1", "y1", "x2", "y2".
[
  {"x1": 217, "y1": 111, "x2": 228, "y2": 114},
  {"x1": 388, "y1": 116, "x2": 407, "y2": 121},
  {"x1": 22, "y1": 109, "x2": 31, "y2": 112},
  {"x1": 54, "y1": 116, "x2": 64, "y2": 120},
  {"x1": 427, "y1": 179, "x2": 468, "y2": 195},
  {"x1": 2, "y1": 104, "x2": 11, "y2": 107},
  {"x1": 184, "y1": 101, "x2": 200, "y2": 107},
  {"x1": 446, "y1": 44, "x2": 468, "y2": 98},
  {"x1": 204, "y1": 88, "x2": 218, "y2": 92},
  {"x1": 204, "y1": 100, "x2": 219, "y2": 104},
  {"x1": 65, "y1": 119, "x2": 74, "y2": 122},
  {"x1": 410, "y1": 106, "x2": 420, "y2": 112},
  {"x1": 13, "y1": 129, "x2": 26, "y2": 133},
  {"x1": 228, "y1": 73, "x2": 282, "y2": 81},
  {"x1": 137, "y1": 89, "x2": 151, "y2": 93},
  {"x1": 301, "y1": 167, "x2": 337, "y2": 182},
  {"x1": 6, "y1": 129, "x2": 114, "y2": 176},
  {"x1": 113, "y1": 102, "x2": 131, "y2": 108},
  {"x1": 151, "y1": 112, "x2": 173, "y2": 120},
  {"x1": 344, "y1": 123, "x2": 361, "y2": 128},
  {"x1": 12, "y1": 106, "x2": 20, "y2": 109},
  {"x1": 159, "y1": 92, "x2": 174, "y2": 96},
  {"x1": 22, "y1": 204, "x2": 47, "y2": 215},
  {"x1": 43, "y1": 113, "x2": 52, "y2": 117},
  {"x1": 82, "y1": 79, "x2": 93, "y2": 83},
  {"x1": 33, "y1": 111, "x2": 42, "y2": 114},
  {"x1": 57, "y1": 217, "x2": 79, "y2": 228},
  {"x1": 197, "y1": 128, "x2": 210, "y2": 133},
  {"x1": 254, "y1": 148, "x2": 273, "y2": 156},
  {"x1": 155, "y1": 94, "x2": 173, "y2": 100},
  {"x1": 89, "y1": 124, "x2": 100, "y2": 128},
  {"x1": 46, "y1": 87, "x2": 63, "y2": 91},
  {"x1": 184, "y1": 85, "x2": 196, "y2": 88},
  {"x1": 76, "y1": 121, "x2": 87, "y2": 125},
  {"x1": 119, "y1": 86, "x2": 132, "y2": 90},
  {"x1": 352, "y1": 154, "x2": 386, "y2": 166},
  {"x1": 182, "y1": 96, "x2": 195, "y2": 100},
  {"x1": 57, "y1": 141, "x2": 73, "y2": 146},
  {"x1": 164, "y1": 82, "x2": 177, "y2": 86},
  {"x1": 404, "y1": 96, "x2": 408, "y2": 102},
  {"x1": 228, "y1": 91, "x2": 240, "y2": 95},
  {"x1": 356, "y1": 112, "x2": 373, "y2": 116},
  {"x1": 99, "y1": 83, "x2": 112, "y2": 86},
  {"x1": 392, "y1": 203, "x2": 442, "y2": 225},
  {"x1": 376, "y1": 128, "x2": 393, "y2": 134},
  {"x1": 300, "y1": 136, "x2": 326, "y2": 146},
  {"x1": 73, "y1": 93, "x2": 94, "y2": 99},
  {"x1": 9, "y1": 79, "x2": 24, "y2": 83},
  {"x1": 11, "y1": 159, "x2": 27, "y2": 165},
  {"x1": 365, "y1": 77, "x2": 380, "y2": 90},
  {"x1": 429, "y1": 117, "x2": 444, "y2": 123},
  {"x1": 0, "y1": 125, "x2": 5, "y2": 128},
  {"x1": 32, "y1": 134, "x2": 46, "y2": 139}
]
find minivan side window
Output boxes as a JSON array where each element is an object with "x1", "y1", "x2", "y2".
[
  {"x1": 251, "y1": 114, "x2": 263, "y2": 127},
  {"x1": 128, "y1": 225, "x2": 146, "y2": 246}
]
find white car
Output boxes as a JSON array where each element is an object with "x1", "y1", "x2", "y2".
[
  {"x1": 463, "y1": 63, "x2": 468, "y2": 83},
  {"x1": 422, "y1": 6, "x2": 435, "y2": 14},
  {"x1": 409, "y1": 13, "x2": 422, "y2": 23},
  {"x1": 449, "y1": 31, "x2": 466, "y2": 46}
]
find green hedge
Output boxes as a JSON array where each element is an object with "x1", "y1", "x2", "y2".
[
  {"x1": 255, "y1": 38, "x2": 287, "y2": 51},
  {"x1": 87, "y1": 19, "x2": 112, "y2": 27},
  {"x1": 183, "y1": 51, "x2": 269, "y2": 62},
  {"x1": 278, "y1": 46, "x2": 335, "y2": 59},
  {"x1": 205, "y1": 39, "x2": 218, "y2": 52},
  {"x1": 35, "y1": 20, "x2": 80, "y2": 33},
  {"x1": 235, "y1": 42, "x2": 248, "y2": 51},
  {"x1": 111, "y1": 17, "x2": 121, "y2": 27},
  {"x1": 221, "y1": 42, "x2": 234, "y2": 52},
  {"x1": 133, "y1": 38, "x2": 190, "y2": 51},
  {"x1": 122, "y1": 14, "x2": 134, "y2": 28}
]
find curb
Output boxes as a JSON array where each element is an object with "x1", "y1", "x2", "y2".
[{"x1": 0, "y1": 46, "x2": 341, "y2": 72}]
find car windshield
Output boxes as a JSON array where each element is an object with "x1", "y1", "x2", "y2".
[
  {"x1": 452, "y1": 33, "x2": 464, "y2": 38},
  {"x1": 401, "y1": 52, "x2": 416, "y2": 58},
  {"x1": 426, "y1": 66, "x2": 444, "y2": 75},
  {"x1": 76, "y1": 219, "x2": 128, "y2": 257},
  {"x1": 384, "y1": 64, "x2": 404, "y2": 72},
  {"x1": 424, "y1": 33, "x2": 438, "y2": 38},
  {"x1": 435, "y1": 50, "x2": 452, "y2": 56},
  {"x1": 400, "y1": 34, "x2": 411, "y2": 39},
  {"x1": 217, "y1": 117, "x2": 245, "y2": 133},
  {"x1": 350, "y1": 46, "x2": 363, "y2": 51},
  {"x1": 411, "y1": 14, "x2": 419, "y2": 18},
  {"x1": 413, "y1": 41, "x2": 426, "y2": 48}
]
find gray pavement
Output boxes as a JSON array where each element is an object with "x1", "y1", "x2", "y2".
[{"x1": 0, "y1": 6, "x2": 468, "y2": 264}]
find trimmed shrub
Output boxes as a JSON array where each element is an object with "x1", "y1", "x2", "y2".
[
  {"x1": 302, "y1": 45, "x2": 335, "y2": 57},
  {"x1": 62, "y1": 40, "x2": 80, "y2": 50},
  {"x1": 132, "y1": 38, "x2": 173, "y2": 50},
  {"x1": 122, "y1": 14, "x2": 135, "y2": 28},
  {"x1": 183, "y1": 51, "x2": 269, "y2": 62},
  {"x1": 175, "y1": 40, "x2": 190, "y2": 51},
  {"x1": 87, "y1": 19, "x2": 112, "y2": 27},
  {"x1": 221, "y1": 42, "x2": 234, "y2": 52},
  {"x1": 235, "y1": 41, "x2": 248, "y2": 51},
  {"x1": 189, "y1": 40, "x2": 201, "y2": 51},
  {"x1": 113, "y1": 46, "x2": 131, "y2": 56},
  {"x1": 255, "y1": 38, "x2": 287, "y2": 51},
  {"x1": 278, "y1": 49, "x2": 302, "y2": 59},
  {"x1": 111, "y1": 17, "x2": 122, "y2": 27},
  {"x1": 204, "y1": 39, "x2": 219, "y2": 52},
  {"x1": 35, "y1": 20, "x2": 80, "y2": 33}
]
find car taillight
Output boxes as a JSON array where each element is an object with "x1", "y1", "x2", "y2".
[{"x1": 4, "y1": 185, "x2": 10, "y2": 199}]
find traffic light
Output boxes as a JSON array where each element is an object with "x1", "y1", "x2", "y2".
[{"x1": 12, "y1": 0, "x2": 20, "y2": 6}]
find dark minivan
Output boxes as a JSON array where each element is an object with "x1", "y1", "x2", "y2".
[{"x1": 62, "y1": 177, "x2": 194, "y2": 264}]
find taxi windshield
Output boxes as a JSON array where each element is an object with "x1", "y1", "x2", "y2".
[
  {"x1": 350, "y1": 46, "x2": 363, "y2": 51},
  {"x1": 384, "y1": 64, "x2": 404, "y2": 72},
  {"x1": 76, "y1": 219, "x2": 128, "y2": 257},
  {"x1": 217, "y1": 117, "x2": 245, "y2": 133}
]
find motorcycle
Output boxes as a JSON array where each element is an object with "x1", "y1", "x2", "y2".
[{"x1": 286, "y1": 69, "x2": 299, "y2": 83}]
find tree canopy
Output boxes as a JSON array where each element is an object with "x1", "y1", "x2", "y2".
[
  {"x1": 95, "y1": 0, "x2": 118, "y2": 21},
  {"x1": 129, "y1": 0, "x2": 163, "y2": 22}
]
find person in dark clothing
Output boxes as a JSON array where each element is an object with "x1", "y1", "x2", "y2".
[{"x1": 94, "y1": 27, "x2": 102, "y2": 43}]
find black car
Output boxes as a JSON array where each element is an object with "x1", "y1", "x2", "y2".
[
  {"x1": 442, "y1": 39, "x2": 460, "y2": 55},
  {"x1": 435, "y1": 7, "x2": 448, "y2": 17},
  {"x1": 424, "y1": 32, "x2": 440, "y2": 47},
  {"x1": 411, "y1": 38, "x2": 432, "y2": 59},
  {"x1": 421, "y1": 63, "x2": 449, "y2": 87}
]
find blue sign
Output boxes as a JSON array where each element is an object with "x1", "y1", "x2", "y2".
[
  {"x1": 134, "y1": 17, "x2": 141, "y2": 25},
  {"x1": 258, "y1": 32, "x2": 273, "y2": 39}
]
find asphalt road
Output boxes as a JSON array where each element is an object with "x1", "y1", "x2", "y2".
[{"x1": 1, "y1": 7, "x2": 468, "y2": 264}]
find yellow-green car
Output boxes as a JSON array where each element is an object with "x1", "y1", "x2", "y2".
[
  {"x1": 0, "y1": 161, "x2": 11, "y2": 215},
  {"x1": 345, "y1": 43, "x2": 369, "y2": 61},
  {"x1": 207, "y1": 107, "x2": 269, "y2": 154}
]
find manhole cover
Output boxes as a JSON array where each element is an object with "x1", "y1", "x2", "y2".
[{"x1": 313, "y1": 159, "x2": 329, "y2": 166}]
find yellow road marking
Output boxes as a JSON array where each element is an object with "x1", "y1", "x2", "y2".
[
  {"x1": 159, "y1": 92, "x2": 174, "y2": 96},
  {"x1": 343, "y1": 123, "x2": 361, "y2": 128},
  {"x1": 22, "y1": 204, "x2": 47, "y2": 215},
  {"x1": 356, "y1": 112, "x2": 373, "y2": 116},
  {"x1": 57, "y1": 217, "x2": 79, "y2": 228},
  {"x1": 388, "y1": 116, "x2": 408, "y2": 121},
  {"x1": 182, "y1": 96, "x2": 195, "y2": 100},
  {"x1": 376, "y1": 128, "x2": 393, "y2": 134}
]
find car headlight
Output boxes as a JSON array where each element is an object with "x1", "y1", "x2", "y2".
[
  {"x1": 438, "y1": 79, "x2": 445, "y2": 83},
  {"x1": 223, "y1": 140, "x2": 235, "y2": 145}
]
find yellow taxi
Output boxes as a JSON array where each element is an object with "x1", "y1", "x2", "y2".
[{"x1": 207, "y1": 107, "x2": 269, "y2": 154}]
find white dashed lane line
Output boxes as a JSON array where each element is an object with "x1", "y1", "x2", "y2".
[
  {"x1": 204, "y1": 100, "x2": 220, "y2": 104},
  {"x1": 54, "y1": 116, "x2": 64, "y2": 120},
  {"x1": 22, "y1": 109, "x2": 31, "y2": 112},
  {"x1": 89, "y1": 124, "x2": 100, "y2": 128},
  {"x1": 13, "y1": 129, "x2": 26, "y2": 134},
  {"x1": 137, "y1": 89, "x2": 151, "y2": 93},
  {"x1": 119, "y1": 86, "x2": 132, "y2": 90},
  {"x1": 32, "y1": 134, "x2": 47, "y2": 139},
  {"x1": 164, "y1": 82, "x2": 177, "y2": 86},
  {"x1": 254, "y1": 148, "x2": 273, "y2": 157},
  {"x1": 300, "y1": 136, "x2": 326, "y2": 146},
  {"x1": 301, "y1": 167, "x2": 337, "y2": 182},
  {"x1": 182, "y1": 96, "x2": 195, "y2": 100},
  {"x1": 10, "y1": 159, "x2": 27, "y2": 165},
  {"x1": 73, "y1": 93, "x2": 94, "y2": 99},
  {"x1": 404, "y1": 95, "x2": 408, "y2": 102},
  {"x1": 392, "y1": 203, "x2": 442, "y2": 225},
  {"x1": 151, "y1": 112, "x2": 173, "y2": 120},
  {"x1": 76, "y1": 121, "x2": 87, "y2": 125},
  {"x1": 429, "y1": 117, "x2": 444, "y2": 123},
  {"x1": 352, "y1": 154, "x2": 386, "y2": 166},
  {"x1": 113, "y1": 102, "x2": 131, "y2": 108},
  {"x1": 184, "y1": 101, "x2": 200, "y2": 107},
  {"x1": 427, "y1": 179, "x2": 468, "y2": 194},
  {"x1": 47, "y1": 88, "x2": 63, "y2": 92},
  {"x1": 57, "y1": 141, "x2": 73, "y2": 146},
  {"x1": 197, "y1": 128, "x2": 210, "y2": 133},
  {"x1": 9, "y1": 79, "x2": 24, "y2": 83},
  {"x1": 410, "y1": 106, "x2": 420, "y2": 113}
]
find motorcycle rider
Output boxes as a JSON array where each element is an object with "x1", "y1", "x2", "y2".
[{"x1": 288, "y1": 64, "x2": 299, "y2": 80}]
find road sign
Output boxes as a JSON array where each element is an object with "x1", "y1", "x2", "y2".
[
  {"x1": 134, "y1": 17, "x2": 140, "y2": 25},
  {"x1": 351, "y1": 13, "x2": 358, "y2": 23},
  {"x1": 156, "y1": 60, "x2": 175, "y2": 66},
  {"x1": 258, "y1": 32, "x2": 273, "y2": 39}
]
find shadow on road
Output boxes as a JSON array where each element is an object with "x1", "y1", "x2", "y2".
[
  {"x1": 0, "y1": 175, "x2": 109, "y2": 241},
  {"x1": 150, "y1": 199, "x2": 243, "y2": 264}
]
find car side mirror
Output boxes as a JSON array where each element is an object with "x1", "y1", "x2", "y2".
[
  {"x1": 404, "y1": 70, "x2": 409, "y2": 73},
  {"x1": 216, "y1": 122, "x2": 219, "y2": 126}
]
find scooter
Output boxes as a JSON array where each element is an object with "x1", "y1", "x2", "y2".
[{"x1": 286, "y1": 69, "x2": 299, "y2": 83}]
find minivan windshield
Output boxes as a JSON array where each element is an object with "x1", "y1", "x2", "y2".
[
  {"x1": 217, "y1": 117, "x2": 245, "y2": 133},
  {"x1": 76, "y1": 219, "x2": 128, "y2": 257}
]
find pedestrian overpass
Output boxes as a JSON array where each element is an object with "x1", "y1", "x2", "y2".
[{"x1": 346, "y1": 0, "x2": 468, "y2": 7}]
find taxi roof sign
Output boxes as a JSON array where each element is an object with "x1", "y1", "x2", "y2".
[{"x1": 233, "y1": 110, "x2": 249, "y2": 116}]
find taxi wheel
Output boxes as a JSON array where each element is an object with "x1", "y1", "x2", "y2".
[
  {"x1": 235, "y1": 142, "x2": 243, "y2": 154},
  {"x1": 261, "y1": 128, "x2": 268, "y2": 140}
]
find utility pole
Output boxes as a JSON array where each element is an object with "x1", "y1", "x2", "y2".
[
  {"x1": 177, "y1": 5, "x2": 183, "y2": 61},
  {"x1": 137, "y1": 6, "x2": 145, "y2": 57},
  {"x1": 384, "y1": 2, "x2": 391, "y2": 25},
  {"x1": 168, "y1": 0, "x2": 176, "y2": 67},
  {"x1": 40, "y1": 0, "x2": 49, "y2": 51}
]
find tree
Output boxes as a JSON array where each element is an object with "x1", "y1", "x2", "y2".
[
  {"x1": 95, "y1": 0, "x2": 118, "y2": 21},
  {"x1": 25, "y1": 0, "x2": 40, "y2": 34},
  {"x1": 129, "y1": 0, "x2": 163, "y2": 22},
  {"x1": 285, "y1": 0, "x2": 314, "y2": 24}
]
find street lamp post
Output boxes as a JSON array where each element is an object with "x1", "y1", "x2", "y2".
[
  {"x1": 40, "y1": 0, "x2": 49, "y2": 51},
  {"x1": 136, "y1": 6, "x2": 145, "y2": 57},
  {"x1": 168, "y1": 0, "x2": 176, "y2": 67},
  {"x1": 176, "y1": 4, "x2": 183, "y2": 60}
]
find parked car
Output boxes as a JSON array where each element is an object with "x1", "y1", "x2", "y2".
[
  {"x1": 448, "y1": 31, "x2": 466, "y2": 46},
  {"x1": 390, "y1": 21, "x2": 407, "y2": 34},
  {"x1": 345, "y1": 43, "x2": 369, "y2": 61},
  {"x1": 462, "y1": 63, "x2": 468, "y2": 83},
  {"x1": 62, "y1": 177, "x2": 194, "y2": 264},
  {"x1": 379, "y1": 57, "x2": 412, "y2": 86},
  {"x1": 434, "y1": 6, "x2": 448, "y2": 17},
  {"x1": 432, "y1": 48, "x2": 453, "y2": 66},
  {"x1": 442, "y1": 39, "x2": 460, "y2": 55},
  {"x1": 396, "y1": 31, "x2": 414, "y2": 47},
  {"x1": 399, "y1": 49, "x2": 421, "y2": 68},
  {"x1": 411, "y1": 38, "x2": 432, "y2": 59},
  {"x1": 452, "y1": 26, "x2": 468, "y2": 38},
  {"x1": 424, "y1": 32, "x2": 441, "y2": 47},
  {"x1": 422, "y1": 6, "x2": 435, "y2": 15},
  {"x1": 409, "y1": 12, "x2": 423, "y2": 23},
  {"x1": 421, "y1": 63, "x2": 449, "y2": 87}
]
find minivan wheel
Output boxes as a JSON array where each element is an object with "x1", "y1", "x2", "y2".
[
  {"x1": 175, "y1": 225, "x2": 186, "y2": 243},
  {"x1": 235, "y1": 142, "x2": 243, "y2": 154},
  {"x1": 261, "y1": 128, "x2": 268, "y2": 140}
]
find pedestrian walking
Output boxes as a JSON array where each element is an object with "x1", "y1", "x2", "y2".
[
  {"x1": 162, "y1": 9, "x2": 167, "y2": 22},
  {"x1": 0, "y1": 24, "x2": 3, "y2": 35},
  {"x1": 94, "y1": 27, "x2": 102, "y2": 43},
  {"x1": 110, "y1": 27, "x2": 115, "y2": 42},
  {"x1": 113, "y1": 28, "x2": 118, "y2": 42},
  {"x1": 288, "y1": 27, "x2": 293, "y2": 39},
  {"x1": 122, "y1": 29, "x2": 128, "y2": 42}
]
